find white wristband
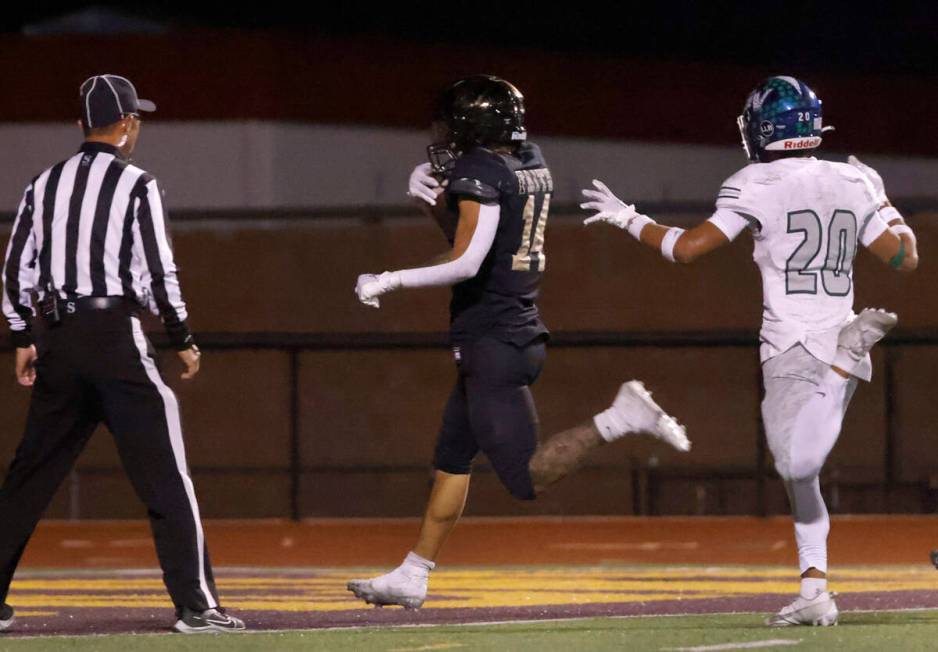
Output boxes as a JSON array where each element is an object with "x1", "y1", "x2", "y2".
[
  {"x1": 890, "y1": 224, "x2": 916, "y2": 246},
  {"x1": 878, "y1": 205, "x2": 903, "y2": 224},
  {"x1": 660, "y1": 227, "x2": 685, "y2": 263},
  {"x1": 626, "y1": 214, "x2": 655, "y2": 240}
]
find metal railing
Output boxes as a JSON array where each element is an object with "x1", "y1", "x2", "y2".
[
  {"x1": 108, "y1": 331, "x2": 938, "y2": 517},
  {"x1": 4, "y1": 329, "x2": 938, "y2": 519}
]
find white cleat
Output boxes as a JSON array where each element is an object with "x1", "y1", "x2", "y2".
[
  {"x1": 834, "y1": 308, "x2": 897, "y2": 371},
  {"x1": 347, "y1": 566, "x2": 428, "y2": 610},
  {"x1": 594, "y1": 380, "x2": 690, "y2": 452},
  {"x1": 766, "y1": 591, "x2": 839, "y2": 627}
]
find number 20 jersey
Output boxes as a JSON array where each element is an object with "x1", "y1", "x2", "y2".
[
  {"x1": 444, "y1": 142, "x2": 551, "y2": 347},
  {"x1": 708, "y1": 157, "x2": 889, "y2": 376}
]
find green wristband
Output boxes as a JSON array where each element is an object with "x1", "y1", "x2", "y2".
[{"x1": 888, "y1": 239, "x2": 906, "y2": 269}]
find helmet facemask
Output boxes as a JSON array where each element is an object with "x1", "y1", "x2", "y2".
[{"x1": 737, "y1": 112, "x2": 756, "y2": 162}]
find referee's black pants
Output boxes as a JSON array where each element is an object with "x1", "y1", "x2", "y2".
[{"x1": 0, "y1": 308, "x2": 219, "y2": 611}]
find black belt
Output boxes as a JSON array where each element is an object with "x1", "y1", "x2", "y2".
[{"x1": 40, "y1": 296, "x2": 140, "y2": 325}]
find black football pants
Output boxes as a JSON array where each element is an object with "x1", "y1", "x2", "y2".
[
  {"x1": 0, "y1": 309, "x2": 218, "y2": 611},
  {"x1": 433, "y1": 336, "x2": 547, "y2": 500}
]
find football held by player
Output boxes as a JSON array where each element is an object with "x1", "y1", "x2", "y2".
[
  {"x1": 348, "y1": 75, "x2": 691, "y2": 609},
  {"x1": 581, "y1": 76, "x2": 918, "y2": 627}
]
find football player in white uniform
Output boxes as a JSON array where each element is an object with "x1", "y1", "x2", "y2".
[{"x1": 580, "y1": 76, "x2": 918, "y2": 627}]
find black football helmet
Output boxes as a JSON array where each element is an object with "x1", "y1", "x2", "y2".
[{"x1": 428, "y1": 75, "x2": 527, "y2": 173}]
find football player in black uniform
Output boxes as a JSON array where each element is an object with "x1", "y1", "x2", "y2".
[{"x1": 348, "y1": 76, "x2": 691, "y2": 609}]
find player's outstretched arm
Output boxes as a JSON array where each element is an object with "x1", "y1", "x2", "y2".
[
  {"x1": 580, "y1": 179, "x2": 731, "y2": 264},
  {"x1": 355, "y1": 199, "x2": 499, "y2": 308}
]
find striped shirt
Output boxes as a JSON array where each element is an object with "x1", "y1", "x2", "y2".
[{"x1": 2, "y1": 141, "x2": 191, "y2": 348}]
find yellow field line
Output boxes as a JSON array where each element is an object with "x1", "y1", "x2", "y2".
[{"x1": 9, "y1": 567, "x2": 936, "y2": 613}]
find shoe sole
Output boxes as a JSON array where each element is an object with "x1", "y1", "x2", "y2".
[
  {"x1": 625, "y1": 381, "x2": 691, "y2": 452},
  {"x1": 767, "y1": 614, "x2": 838, "y2": 627},
  {"x1": 851, "y1": 308, "x2": 898, "y2": 342},
  {"x1": 173, "y1": 620, "x2": 246, "y2": 634},
  {"x1": 347, "y1": 580, "x2": 424, "y2": 609},
  {"x1": 0, "y1": 616, "x2": 13, "y2": 632},
  {"x1": 766, "y1": 598, "x2": 838, "y2": 627}
]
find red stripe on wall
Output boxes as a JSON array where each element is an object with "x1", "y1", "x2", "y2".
[{"x1": 0, "y1": 32, "x2": 933, "y2": 155}]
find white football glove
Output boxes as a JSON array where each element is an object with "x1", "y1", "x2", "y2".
[
  {"x1": 847, "y1": 155, "x2": 888, "y2": 205},
  {"x1": 355, "y1": 272, "x2": 401, "y2": 309},
  {"x1": 580, "y1": 179, "x2": 640, "y2": 228},
  {"x1": 407, "y1": 162, "x2": 442, "y2": 206}
]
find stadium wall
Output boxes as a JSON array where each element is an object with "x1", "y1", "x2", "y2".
[{"x1": 1, "y1": 215, "x2": 935, "y2": 519}]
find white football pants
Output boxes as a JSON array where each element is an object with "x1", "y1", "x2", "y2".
[{"x1": 762, "y1": 344, "x2": 858, "y2": 573}]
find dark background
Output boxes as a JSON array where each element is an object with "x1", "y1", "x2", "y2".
[{"x1": 7, "y1": 3, "x2": 938, "y2": 74}]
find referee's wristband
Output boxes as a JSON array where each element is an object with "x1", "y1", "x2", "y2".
[
  {"x1": 165, "y1": 320, "x2": 195, "y2": 351},
  {"x1": 173, "y1": 334, "x2": 197, "y2": 352},
  {"x1": 10, "y1": 329, "x2": 33, "y2": 348}
]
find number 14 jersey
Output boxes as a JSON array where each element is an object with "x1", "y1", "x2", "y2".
[
  {"x1": 444, "y1": 143, "x2": 551, "y2": 347},
  {"x1": 707, "y1": 157, "x2": 889, "y2": 378}
]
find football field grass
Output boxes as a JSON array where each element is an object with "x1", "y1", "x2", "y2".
[{"x1": 2, "y1": 611, "x2": 938, "y2": 651}]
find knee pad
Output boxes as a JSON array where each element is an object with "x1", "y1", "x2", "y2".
[{"x1": 786, "y1": 452, "x2": 825, "y2": 482}]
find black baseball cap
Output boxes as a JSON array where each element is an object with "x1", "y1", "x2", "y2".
[{"x1": 80, "y1": 74, "x2": 156, "y2": 128}]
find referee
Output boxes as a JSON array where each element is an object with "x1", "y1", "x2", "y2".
[{"x1": 0, "y1": 75, "x2": 244, "y2": 634}]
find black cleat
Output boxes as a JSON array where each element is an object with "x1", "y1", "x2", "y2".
[
  {"x1": 931, "y1": 550, "x2": 938, "y2": 569},
  {"x1": 0, "y1": 604, "x2": 14, "y2": 632},
  {"x1": 173, "y1": 606, "x2": 246, "y2": 634}
]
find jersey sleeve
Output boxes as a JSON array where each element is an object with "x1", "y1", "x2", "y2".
[
  {"x1": 712, "y1": 167, "x2": 767, "y2": 238},
  {"x1": 707, "y1": 209, "x2": 754, "y2": 241},
  {"x1": 446, "y1": 151, "x2": 513, "y2": 205},
  {"x1": 858, "y1": 209, "x2": 890, "y2": 247}
]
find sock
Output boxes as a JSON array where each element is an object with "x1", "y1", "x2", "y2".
[
  {"x1": 593, "y1": 408, "x2": 626, "y2": 443},
  {"x1": 800, "y1": 576, "x2": 828, "y2": 599},
  {"x1": 402, "y1": 551, "x2": 435, "y2": 577},
  {"x1": 787, "y1": 477, "x2": 830, "y2": 579}
]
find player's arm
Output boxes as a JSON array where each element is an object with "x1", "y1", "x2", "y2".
[
  {"x1": 848, "y1": 155, "x2": 919, "y2": 272},
  {"x1": 862, "y1": 213, "x2": 918, "y2": 272},
  {"x1": 634, "y1": 221, "x2": 731, "y2": 264},
  {"x1": 355, "y1": 199, "x2": 499, "y2": 308},
  {"x1": 580, "y1": 180, "x2": 734, "y2": 264}
]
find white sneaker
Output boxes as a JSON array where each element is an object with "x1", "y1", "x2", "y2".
[
  {"x1": 347, "y1": 565, "x2": 428, "y2": 609},
  {"x1": 0, "y1": 604, "x2": 13, "y2": 632},
  {"x1": 833, "y1": 308, "x2": 897, "y2": 373},
  {"x1": 766, "y1": 591, "x2": 839, "y2": 626},
  {"x1": 172, "y1": 607, "x2": 246, "y2": 634},
  {"x1": 594, "y1": 380, "x2": 690, "y2": 452}
]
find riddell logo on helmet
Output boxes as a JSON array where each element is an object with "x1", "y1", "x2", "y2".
[{"x1": 784, "y1": 138, "x2": 821, "y2": 150}]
